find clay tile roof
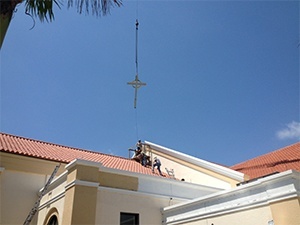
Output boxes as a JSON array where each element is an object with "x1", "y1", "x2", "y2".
[
  {"x1": 231, "y1": 142, "x2": 300, "y2": 179},
  {"x1": 0, "y1": 132, "x2": 171, "y2": 178}
]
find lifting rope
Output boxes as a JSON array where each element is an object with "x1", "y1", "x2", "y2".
[
  {"x1": 135, "y1": 19, "x2": 139, "y2": 77},
  {"x1": 135, "y1": 19, "x2": 140, "y2": 140},
  {"x1": 127, "y1": 0, "x2": 146, "y2": 140},
  {"x1": 127, "y1": 20, "x2": 146, "y2": 109}
]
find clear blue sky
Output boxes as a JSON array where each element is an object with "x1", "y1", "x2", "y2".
[{"x1": 1, "y1": 1, "x2": 299, "y2": 166}]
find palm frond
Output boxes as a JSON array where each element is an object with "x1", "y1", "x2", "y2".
[
  {"x1": 25, "y1": 0, "x2": 61, "y2": 22},
  {"x1": 24, "y1": 0, "x2": 122, "y2": 22},
  {"x1": 68, "y1": 0, "x2": 122, "y2": 16}
]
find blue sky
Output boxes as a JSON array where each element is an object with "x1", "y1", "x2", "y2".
[{"x1": 1, "y1": 0, "x2": 299, "y2": 166}]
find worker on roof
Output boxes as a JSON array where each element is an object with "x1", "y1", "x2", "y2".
[
  {"x1": 136, "y1": 139, "x2": 143, "y2": 150},
  {"x1": 152, "y1": 157, "x2": 163, "y2": 176}
]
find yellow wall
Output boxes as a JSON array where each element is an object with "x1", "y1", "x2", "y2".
[
  {"x1": 37, "y1": 180, "x2": 66, "y2": 225},
  {"x1": 0, "y1": 170, "x2": 44, "y2": 224},
  {"x1": 0, "y1": 152, "x2": 65, "y2": 176},
  {"x1": 98, "y1": 171, "x2": 138, "y2": 191},
  {"x1": 96, "y1": 188, "x2": 183, "y2": 225},
  {"x1": 0, "y1": 153, "x2": 64, "y2": 225},
  {"x1": 270, "y1": 197, "x2": 300, "y2": 225},
  {"x1": 148, "y1": 147, "x2": 239, "y2": 188},
  {"x1": 61, "y1": 160, "x2": 100, "y2": 225},
  {"x1": 62, "y1": 185, "x2": 98, "y2": 225},
  {"x1": 3, "y1": 151, "x2": 299, "y2": 225}
]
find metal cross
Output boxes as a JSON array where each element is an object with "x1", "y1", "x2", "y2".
[{"x1": 127, "y1": 74, "x2": 146, "y2": 108}]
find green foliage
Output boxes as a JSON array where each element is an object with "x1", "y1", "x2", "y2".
[
  {"x1": 24, "y1": 0, "x2": 122, "y2": 22},
  {"x1": 25, "y1": 0, "x2": 60, "y2": 22},
  {"x1": 68, "y1": 0, "x2": 122, "y2": 16},
  {"x1": 0, "y1": 0, "x2": 122, "y2": 49}
]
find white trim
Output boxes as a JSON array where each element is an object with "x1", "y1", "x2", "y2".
[
  {"x1": 38, "y1": 171, "x2": 68, "y2": 194},
  {"x1": 163, "y1": 170, "x2": 300, "y2": 224},
  {"x1": 65, "y1": 158, "x2": 102, "y2": 170},
  {"x1": 39, "y1": 190, "x2": 66, "y2": 210},
  {"x1": 145, "y1": 141, "x2": 244, "y2": 182},
  {"x1": 99, "y1": 166, "x2": 222, "y2": 192},
  {"x1": 98, "y1": 185, "x2": 188, "y2": 202},
  {"x1": 165, "y1": 200, "x2": 271, "y2": 225},
  {"x1": 53, "y1": 170, "x2": 68, "y2": 182},
  {"x1": 65, "y1": 179, "x2": 99, "y2": 190}
]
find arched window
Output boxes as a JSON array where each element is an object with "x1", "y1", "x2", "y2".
[
  {"x1": 47, "y1": 215, "x2": 58, "y2": 225},
  {"x1": 44, "y1": 208, "x2": 59, "y2": 225}
]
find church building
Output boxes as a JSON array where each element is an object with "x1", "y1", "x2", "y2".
[{"x1": 0, "y1": 132, "x2": 299, "y2": 225}]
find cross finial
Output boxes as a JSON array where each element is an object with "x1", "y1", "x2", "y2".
[{"x1": 127, "y1": 74, "x2": 146, "y2": 108}]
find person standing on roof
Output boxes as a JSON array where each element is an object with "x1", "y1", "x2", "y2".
[
  {"x1": 136, "y1": 140, "x2": 148, "y2": 166},
  {"x1": 136, "y1": 139, "x2": 143, "y2": 150},
  {"x1": 152, "y1": 157, "x2": 163, "y2": 176}
]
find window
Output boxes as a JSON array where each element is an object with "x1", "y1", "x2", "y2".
[
  {"x1": 44, "y1": 208, "x2": 59, "y2": 225},
  {"x1": 46, "y1": 215, "x2": 58, "y2": 225},
  {"x1": 120, "y1": 212, "x2": 139, "y2": 225}
]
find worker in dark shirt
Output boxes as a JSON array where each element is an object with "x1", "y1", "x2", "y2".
[{"x1": 136, "y1": 140, "x2": 142, "y2": 150}]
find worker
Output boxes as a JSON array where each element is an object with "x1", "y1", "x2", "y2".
[
  {"x1": 152, "y1": 157, "x2": 163, "y2": 176},
  {"x1": 136, "y1": 139, "x2": 143, "y2": 150}
]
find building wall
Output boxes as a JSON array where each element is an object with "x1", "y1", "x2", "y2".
[
  {"x1": 181, "y1": 205, "x2": 273, "y2": 225},
  {"x1": 146, "y1": 147, "x2": 235, "y2": 189},
  {"x1": 270, "y1": 197, "x2": 300, "y2": 225},
  {"x1": 36, "y1": 158, "x2": 221, "y2": 225},
  {"x1": 0, "y1": 170, "x2": 45, "y2": 225},
  {"x1": 162, "y1": 170, "x2": 300, "y2": 225},
  {"x1": 2, "y1": 149, "x2": 298, "y2": 225},
  {"x1": 138, "y1": 175, "x2": 222, "y2": 200},
  {"x1": 95, "y1": 187, "x2": 183, "y2": 225},
  {"x1": 165, "y1": 198, "x2": 300, "y2": 225},
  {"x1": 151, "y1": 152, "x2": 231, "y2": 189},
  {"x1": 0, "y1": 153, "x2": 64, "y2": 225},
  {"x1": 37, "y1": 174, "x2": 67, "y2": 225}
]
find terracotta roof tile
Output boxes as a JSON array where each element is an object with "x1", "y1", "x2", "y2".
[
  {"x1": 231, "y1": 142, "x2": 300, "y2": 179},
  {"x1": 0, "y1": 133, "x2": 171, "y2": 178}
]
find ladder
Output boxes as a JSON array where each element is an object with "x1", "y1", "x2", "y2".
[
  {"x1": 23, "y1": 164, "x2": 61, "y2": 225},
  {"x1": 165, "y1": 167, "x2": 175, "y2": 179}
]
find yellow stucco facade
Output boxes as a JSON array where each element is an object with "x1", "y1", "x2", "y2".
[
  {"x1": 1, "y1": 148, "x2": 300, "y2": 225},
  {"x1": 144, "y1": 143, "x2": 245, "y2": 188},
  {"x1": 270, "y1": 197, "x2": 300, "y2": 225}
]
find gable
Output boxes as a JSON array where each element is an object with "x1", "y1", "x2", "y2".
[{"x1": 144, "y1": 141, "x2": 245, "y2": 188}]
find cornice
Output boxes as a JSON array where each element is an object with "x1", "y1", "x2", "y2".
[{"x1": 163, "y1": 170, "x2": 300, "y2": 224}]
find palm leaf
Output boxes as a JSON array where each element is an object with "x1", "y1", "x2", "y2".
[
  {"x1": 25, "y1": 0, "x2": 61, "y2": 22},
  {"x1": 25, "y1": 0, "x2": 122, "y2": 22},
  {"x1": 68, "y1": 0, "x2": 122, "y2": 16}
]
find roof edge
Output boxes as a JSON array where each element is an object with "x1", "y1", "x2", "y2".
[
  {"x1": 230, "y1": 142, "x2": 300, "y2": 169},
  {"x1": 145, "y1": 141, "x2": 245, "y2": 182},
  {"x1": 0, "y1": 132, "x2": 129, "y2": 161}
]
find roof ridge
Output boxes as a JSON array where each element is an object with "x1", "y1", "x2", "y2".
[{"x1": 0, "y1": 132, "x2": 130, "y2": 161}]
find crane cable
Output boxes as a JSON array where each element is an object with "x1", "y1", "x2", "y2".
[
  {"x1": 135, "y1": 19, "x2": 139, "y2": 140},
  {"x1": 135, "y1": 19, "x2": 139, "y2": 77},
  {"x1": 134, "y1": 0, "x2": 141, "y2": 141},
  {"x1": 135, "y1": 109, "x2": 139, "y2": 140}
]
